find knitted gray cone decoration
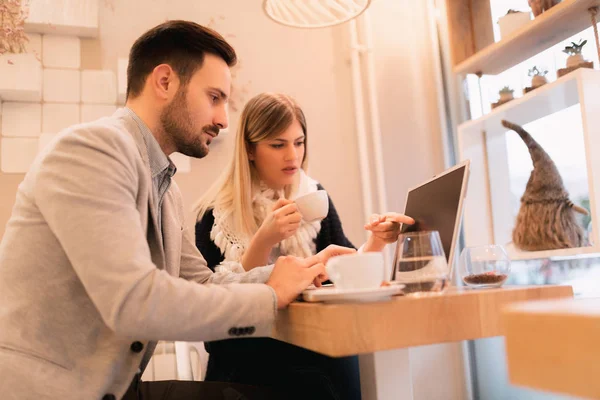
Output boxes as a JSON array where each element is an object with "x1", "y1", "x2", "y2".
[{"x1": 501, "y1": 120, "x2": 588, "y2": 251}]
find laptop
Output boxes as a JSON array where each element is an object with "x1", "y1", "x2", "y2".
[{"x1": 391, "y1": 160, "x2": 470, "y2": 281}]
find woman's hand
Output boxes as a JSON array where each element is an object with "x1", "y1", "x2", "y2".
[
  {"x1": 242, "y1": 199, "x2": 302, "y2": 271},
  {"x1": 363, "y1": 213, "x2": 415, "y2": 252},
  {"x1": 256, "y1": 198, "x2": 302, "y2": 247}
]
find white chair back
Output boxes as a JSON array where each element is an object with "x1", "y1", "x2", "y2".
[{"x1": 140, "y1": 341, "x2": 209, "y2": 382}]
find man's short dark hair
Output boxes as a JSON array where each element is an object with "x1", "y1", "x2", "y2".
[{"x1": 126, "y1": 20, "x2": 237, "y2": 100}]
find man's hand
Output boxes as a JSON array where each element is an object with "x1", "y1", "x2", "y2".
[
  {"x1": 309, "y1": 244, "x2": 357, "y2": 265},
  {"x1": 306, "y1": 245, "x2": 356, "y2": 287},
  {"x1": 266, "y1": 256, "x2": 326, "y2": 309}
]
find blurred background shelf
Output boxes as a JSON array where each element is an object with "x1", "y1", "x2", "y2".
[
  {"x1": 458, "y1": 66, "x2": 585, "y2": 132},
  {"x1": 449, "y1": 0, "x2": 600, "y2": 75}
]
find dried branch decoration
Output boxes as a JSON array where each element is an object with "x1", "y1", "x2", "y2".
[{"x1": 0, "y1": 0, "x2": 29, "y2": 56}]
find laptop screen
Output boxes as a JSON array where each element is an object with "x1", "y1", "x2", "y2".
[{"x1": 392, "y1": 163, "x2": 469, "y2": 280}]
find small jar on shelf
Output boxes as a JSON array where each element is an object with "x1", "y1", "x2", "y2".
[{"x1": 498, "y1": 9, "x2": 531, "y2": 39}]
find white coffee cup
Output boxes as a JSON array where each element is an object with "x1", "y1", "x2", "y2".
[
  {"x1": 294, "y1": 190, "x2": 329, "y2": 222},
  {"x1": 326, "y1": 252, "x2": 385, "y2": 290}
]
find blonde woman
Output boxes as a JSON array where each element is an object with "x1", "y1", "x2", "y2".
[{"x1": 194, "y1": 93, "x2": 413, "y2": 399}]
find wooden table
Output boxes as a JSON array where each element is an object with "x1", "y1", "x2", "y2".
[
  {"x1": 504, "y1": 297, "x2": 600, "y2": 400},
  {"x1": 274, "y1": 285, "x2": 573, "y2": 400}
]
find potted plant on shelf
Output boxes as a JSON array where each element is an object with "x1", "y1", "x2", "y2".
[
  {"x1": 558, "y1": 39, "x2": 593, "y2": 77},
  {"x1": 493, "y1": 86, "x2": 515, "y2": 108},
  {"x1": 528, "y1": 66, "x2": 548, "y2": 89},
  {"x1": 542, "y1": 0, "x2": 561, "y2": 12},
  {"x1": 563, "y1": 39, "x2": 587, "y2": 67},
  {"x1": 499, "y1": 86, "x2": 514, "y2": 102},
  {"x1": 528, "y1": 0, "x2": 543, "y2": 17},
  {"x1": 530, "y1": 0, "x2": 562, "y2": 16},
  {"x1": 498, "y1": 9, "x2": 532, "y2": 39}
]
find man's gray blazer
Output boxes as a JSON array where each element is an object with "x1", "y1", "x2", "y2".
[{"x1": 0, "y1": 108, "x2": 276, "y2": 400}]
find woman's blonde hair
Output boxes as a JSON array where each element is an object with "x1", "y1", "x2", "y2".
[{"x1": 194, "y1": 92, "x2": 308, "y2": 238}]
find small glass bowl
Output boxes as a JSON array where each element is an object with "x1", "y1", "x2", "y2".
[{"x1": 458, "y1": 245, "x2": 511, "y2": 289}]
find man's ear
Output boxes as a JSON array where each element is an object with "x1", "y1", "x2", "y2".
[{"x1": 150, "y1": 64, "x2": 179, "y2": 100}]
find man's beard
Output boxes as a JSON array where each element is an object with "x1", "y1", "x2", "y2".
[{"x1": 160, "y1": 89, "x2": 218, "y2": 159}]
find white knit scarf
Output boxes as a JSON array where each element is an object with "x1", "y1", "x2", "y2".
[{"x1": 211, "y1": 170, "x2": 322, "y2": 273}]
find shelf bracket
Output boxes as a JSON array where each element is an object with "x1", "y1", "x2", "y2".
[{"x1": 481, "y1": 129, "x2": 496, "y2": 245}]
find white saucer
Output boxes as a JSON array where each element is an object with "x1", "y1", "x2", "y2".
[{"x1": 302, "y1": 285, "x2": 405, "y2": 303}]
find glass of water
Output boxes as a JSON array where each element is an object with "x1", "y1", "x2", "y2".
[{"x1": 392, "y1": 230, "x2": 450, "y2": 295}]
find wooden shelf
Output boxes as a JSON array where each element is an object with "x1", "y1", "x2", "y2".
[
  {"x1": 504, "y1": 298, "x2": 600, "y2": 399},
  {"x1": 454, "y1": 0, "x2": 600, "y2": 75},
  {"x1": 458, "y1": 68, "x2": 600, "y2": 261},
  {"x1": 458, "y1": 67, "x2": 587, "y2": 133}
]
